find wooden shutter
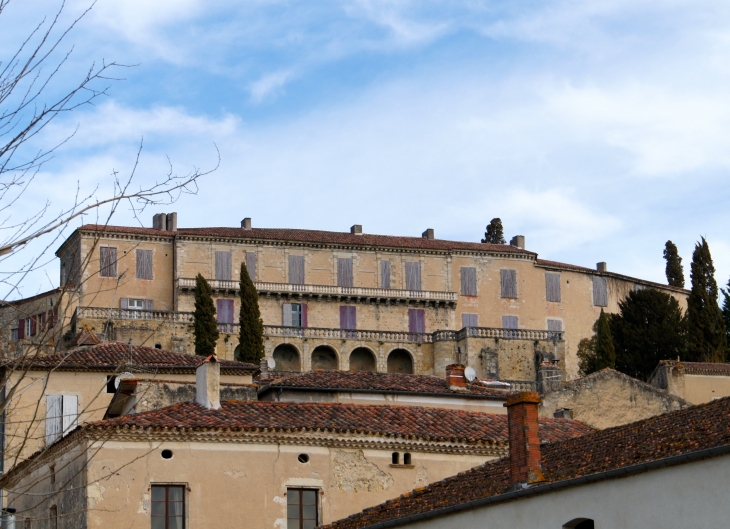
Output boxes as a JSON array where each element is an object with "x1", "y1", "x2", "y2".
[
  {"x1": 100, "y1": 247, "x2": 117, "y2": 277},
  {"x1": 502, "y1": 315, "x2": 518, "y2": 329},
  {"x1": 144, "y1": 299, "x2": 154, "y2": 311},
  {"x1": 282, "y1": 304, "x2": 293, "y2": 326},
  {"x1": 500, "y1": 269, "x2": 517, "y2": 298},
  {"x1": 46, "y1": 395, "x2": 62, "y2": 445},
  {"x1": 216, "y1": 299, "x2": 234, "y2": 324},
  {"x1": 62, "y1": 395, "x2": 78, "y2": 435},
  {"x1": 593, "y1": 276, "x2": 608, "y2": 306},
  {"x1": 460, "y1": 267, "x2": 477, "y2": 296},
  {"x1": 380, "y1": 261, "x2": 391, "y2": 289},
  {"x1": 547, "y1": 319, "x2": 562, "y2": 332},
  {"x1": 120, "y1": 297, "x2": 129, "y2": 309},
  {"x1": 462, "y1": 313, "x2": 478, "y2": 328},
  {"x1": 136, "y1": 250, "x2": 153, "y2": 279},
  {"x1": 215, "y1": 251, "x2": 232, "y2": 281},
  {"x1": 408, "y1": 309, "x2": 425, "y2": 333},
  {"x1": 405, "y1": 262, "x2": 421, "y2": 291},
  {"x1": 337, "y1": 258, "x2": 353, "y2": 287},
  {"x1": 288, "y1": 256, "x2": 304, "y2": 285},
  {"x1": 546, "y1": 273, "x2": 561, "y2": 302},
  {"x1": 246, "y1": 251, "x2": 257, "y2": 281},
  {"x1": 17, "y1": 319, "x2": 24, "y2": 339},
  {"x1": 339, "y1": 306, "x2": 356, "y2": 329}
]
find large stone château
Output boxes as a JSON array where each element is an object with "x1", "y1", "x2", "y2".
[{"x1": 3, "y1": 214, "x2": 687, "y2": 382}]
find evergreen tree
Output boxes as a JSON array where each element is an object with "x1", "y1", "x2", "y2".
[
  {"x1": 481, "y1": 218, "x2": 506, "y2": 244},
  {"x1": 687, "y1": 238, "x2": 727, "y2": 362},
  {"x1": 237, "y1": 262, "x2": 264, "y2": 363},
  {"x1": 577, "y1": 336, "x2": 599, "y2": 377},
  {"x1": 721, "y1": 278, "x2": 730, "y2": 359},
  {"x1": 611, "y1": 289, "x2": 687, "y2": 381},
  {"x1": 663, "y1": 240, "x2": 685, "y2": 288},
  {"x1": 193, "y1": 273, "x2": 219, "y2": 356},
  {"x1": 594, "y1": 309, "x2": 616, "y2": 371}
]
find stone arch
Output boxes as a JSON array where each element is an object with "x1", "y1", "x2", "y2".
[
  {"x1": 349, "y1": 347, "x2": 377, "y2": 372},
  {"x1": 387, "y1": 349, "x2": 414, "y2": 374},
  {"x1": 311, "y1": 345, "x2": 339, "y2": 371},
  {"x1": 272, "y1": 343, "x2": 301, "y2": 372}
]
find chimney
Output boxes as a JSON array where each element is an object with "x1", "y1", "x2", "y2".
[
  {"x1": 445, "y1": 364, "x2": 467, "y2": 391},
  {"x1": 166, "y1": 212, "x2": 178, "y2": 232},
  {"x1": 510, "y1": 235, "x2": 525, "y2": 250},
  {"x1": 350, "y1": 224, "x2": 363, "y2": 235},
  {"x1": 422, "y1": 228, "x2": 434, "y2": 240},
  {"x1": 196, "y1": 355, "x2": 221, "y2": 410},
  {"x1": 504, "y1": 391, "x2": 545, "y2": 489},
  {"x1": 259, "y1": 357, "x2": 270, "y2": 380},
  {"x1": 596, "y1": 262, "x2": 607, "y2": 272},
  {"x1": 152, "y1": 213, "x2": 166, "y2": 230},
  {"x1": 241, "y1": 217, "x2": 252, "y2": 230}
]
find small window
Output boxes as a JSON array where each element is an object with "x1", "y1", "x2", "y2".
[
  {"x1": 151, "y1": 485, "x2": 185, "y2": 529},
  {"x1": 547, "y1": 319, "x2": 562, "y2": 332},
  {"x1": 461, "y1": 313, "x2": 478, "y2": 328},
  {"x1": 106, "y1": 376, "x2": 117, "y2": 393},
  {"x1": 161, "y1": 449, "x2": 173, "y2": 459},
  {"x1": 24, "y1": 518, "x2": 31, "y2": 529},
  {"x1": 11, "y1": 329, "x2": 18, "y2": 342},
  {"x1": 500, "y1": 269, "x2": 518, "y2": 298},
  {"x1": 392, "y1": 452, "x2": 399, "y2": 465},
  {"x1": 100, "y1": 247, "x2": 118, "y2": 278},
  {"x1": 287, "y1": 488, "x2": 318, "y2": 529},
  {"x1": 129, "y1": 298, "x2": 145, "y2": 310},
  {"x1": 283, "y1": 303, "x2": 306, "y2": 328},
  {"x1": 460, "y1": 267, "x2": 477, "y2": 296},
  {"x1": 403, "y1": 453, "x2": 412, "y2": 465},
  {"x1": 25, "y1": 319, "x2": 32, "y2": 337},
  {"x1": 155, "y1": 343, "x2": 162, "y2": 349},
  {"x1": 502, "y1": 315, "x2": 518, "y2": 329},
  {"x1": 49, "y1": 464, "x2": 56, "y2": 485},
  {"x1": 50, "y1": 505, "x2": 57, "y2": 529},
  {"x1": 298, "y1": 454, "x2": 309, "y2": 464}
]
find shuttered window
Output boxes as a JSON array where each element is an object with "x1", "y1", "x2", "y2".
[
  {"x1": 545, "y1": 273, "x2": 561, "y2": 302},
  {"x1": 502, "y1": 315, "x2": 518, "y2": 329},
  {"x1": 288, "y1": 256, "x2": 305, "y2": 285},
  {"x1": 136, "y1": 249, "x2": 153, "y2": 280},
  {"x1": 337, "y1": 258, "x2": 353, "y2": 287},
  {"x1": 547, "y1": 319, "x2": 562, "y2": 332},
  {"x1": 339, "y1": 306, "x2": 357, "y2": 330},
  {"x1": 593, "y1": 276, "x2": 608, "y2": 306},
  {"x1": 462, "y1": 313, "x2": 478, "y2": 328},
  {"x1": 380, "y1": 261, "x2": 391, "y2": 289},
  {"x1": 246, "y1": 251, "x2": 257, "y2": 281},
  {"x1": 100, "y1": 247, "x2": 117, "y2": 278},
  {"x1": 46, "y1": 395, "x2": 77, "y2": 446},
  {"x1": 215, "y1": 251, "x2": 232, "y2": 281},
  {"x1": 460, "y1": 267, "x2": 477, "y2": 296},
  {"x1": 283, "y1": 303, "x2": 307, "y2": 327},
  {"x1": 408, "y1": 309, "x2": 425, "y2": 333},
  {"x1": 500, "y1": 269, "x2": 517, "y2": 298},
  {"x1": 405, "y1": 262, "x2": 421, "y2": 291},
  {"x1": 216, "y1": 299, "x2": 234, "y2": 324}
]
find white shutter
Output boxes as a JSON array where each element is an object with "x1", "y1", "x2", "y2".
[
  {"x1": 283, "y1": 304, "x2": 293, "y2": 326},
  {"x1": 46, "y1": 395, "x2": 63, "y2": 445},
  {"x1": 62, "y1": 395, "x2": 78, "y2": 434}
]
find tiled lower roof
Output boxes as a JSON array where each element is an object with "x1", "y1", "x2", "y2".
[
  {"x1": 260, "y1": 371, "x2": 509, "y2": 399},
  {"x1": 681, "y1": 361, "x2": 730, "y2": 375},
  {"x1": 5, "y1": 343, "x2": 257, "y2": 374},
  {"x1": 324, "y1": 396, "x2": 730, "y2": 529},
  {"x1": 86, "y1": 401, "x2": 592, "y2": 445}
]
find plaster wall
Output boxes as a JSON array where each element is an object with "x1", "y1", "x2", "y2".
[{"x1": 683, "y1": 374, "x2": 730, "y2": 404}]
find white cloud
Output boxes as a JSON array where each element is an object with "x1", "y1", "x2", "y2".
[{"x1": 249, "y1": 70, "x2": 297, "y2": 103}]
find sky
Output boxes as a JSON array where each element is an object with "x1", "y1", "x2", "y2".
[{"x1": 2, "y1": 0, "x2": 730, "y2": 299}]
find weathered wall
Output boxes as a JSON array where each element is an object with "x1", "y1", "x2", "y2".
[
  {"x1": 683, "y1": 375, "x2": 730, "y2": 404},
  {"x1": 539, "y1": 369, "x2": 689, "y2": 429},
  {"x1": 128, "y1": 380, "x2": 256, "y2": 413}
]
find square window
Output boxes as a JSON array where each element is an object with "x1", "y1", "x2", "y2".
[
  {"x1": 151, "y1": 485, "x2": 185, "y2": 529},
  {"x1": 287, "y1": 488, "x2": 319, "y2": 529}
]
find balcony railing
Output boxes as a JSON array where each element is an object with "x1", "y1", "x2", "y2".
[
  {"x1": 176, "y1": 278, "x2": 457, "y2": 304},
  {"x1": 262, "y1": 325, "x2": 433, "y2": 343},
  {"x1": 434, "y1": 327, "x2": 563, "y2": 342},
  {"x1": 75, "y1": 306, "x2": 193, "y2": 323}
]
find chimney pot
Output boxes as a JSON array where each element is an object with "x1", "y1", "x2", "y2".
[
  {"x1": 596, "y1": 262, "x2": 607, "y2": 272},
  {"x1": 445, "y1": 364, "x2": 467, "y2": 390},
  {"x1": 166, "y1": 212, "x2": 178, "y2": 232},
  {"x1": 196, "y1": 355, "x2": 221, "y2": 410},
  {"x1": 510, "y1": 235, "x2": 525, "y2": 250},
  {"x1": 504, "y1": 391, "x2": 544, "y2": 488},
  {"x1": 241, "y1": 218, "x2": 252, "y2": 230},
  {"x1": 422, "y1": 228, "x2": 434, "y2": 240},
  {"x1": 152, "y1": 213, "x2": 166, "y2": 230},
  {"x1": 350, "y1": 224, "x2": 363, "y2": 235}
]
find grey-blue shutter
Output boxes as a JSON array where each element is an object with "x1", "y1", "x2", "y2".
[
  {"x1": 500, "y1": 270, "x2": 517, "y2": 298},
  {"x1": 460, "y1": 267, "x2": 477, "y2": 296},
  {"x1": 288, "y1": 256, "x2": 305, "y2": 284},
  {"x1": 337, "y1": 258, "x2": 353, "y2": 287},
  {"x1": 593, "y1": 276, "x2": 608, "y2": 306},
  {"x1": 547, "y1": 319, "x2": 562, "y2": 332},
  {"x1": 136, "y1": 250, "x2": 153, "y2": 279},
  {"x1": 502, "y1": 315, "x2": 518, "y2": 329},
  {"x1": 462, "y1": 313, "x2": 478, "y2": 328},
  {"x1": 405, "y1": 262, "x2": 421, "y2": 291},
  {"x1": 120, "y1": 298, "x2": 129, "y2": 309},
  {"x1": 215, "y1": 251, "x2": 232, "y2": 281},
  {"x1": 246, "y1": 252, "x2": 257, "y2": 281},
  {"x1": 546, "y1": 273, "x2": 561, "y2": 302},
  {"x1": 380, "y1": 261, "x2": 391, "y2": 289},
  {"x1": 282, "y1": 304, "x2": 293, "y2": 326},
  {"x1": 144, "y1": 299, "x2": 153, "y2": 311}
]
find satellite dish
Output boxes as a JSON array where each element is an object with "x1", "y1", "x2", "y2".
[
  {"x1": 267, "y1": 358, "x2": 276, "y2": 370},
  {"x1": 114, "y1": 372, "x2": 135, "y2": 389},
  {"x1": 464, "y1": 366, "x2": 477, "y2": 382}
]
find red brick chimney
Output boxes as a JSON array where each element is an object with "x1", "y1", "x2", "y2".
[
  {"x1": 445, "y1": 364, "x2": 467, "y2": 391},
  {"x1": 504, "y1": 391, "x2": 545, "y2": 488}
]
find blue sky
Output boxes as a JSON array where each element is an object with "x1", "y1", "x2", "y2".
[{"x1": 3, "y1": 0, "x2": 730, "y2": 298}]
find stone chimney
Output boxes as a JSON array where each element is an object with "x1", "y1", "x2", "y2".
[
  {"x1": 259, "y1": 357, "x2": 271, "y2": 380},
  {"x1": 350, "y1": 224, "x2": 363, "y2": 235},
  {"x1": 166, "y1": 212, "x2": 178, "y2": 232},
  {"x1": 241, "y1": 217, "x2": 252, "y2": 230},
  {"x1": 445, "y1": 364, "x2": 467, "y2": 391},
  {"x1": 510, "y1": 235, "x2": 525, "y2": 250},
  {"x1": 196, "y1": 355, "x2": 221, "y2": 410},
  {"x1": 596, "y1": 262, "x2": 607, "y2": 272},
  {"x1": 504, "y1": 392, "x2": 545, "y2": 489},
  {"x1": 152, "y1": 213, "x2": 166, "y2": 230},
  {"x1": 422, "y1": 228, "x2": 434, "y2": 240}
]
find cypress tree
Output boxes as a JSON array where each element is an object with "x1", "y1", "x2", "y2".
[
  {"x1": 237, "y1": 262, "x2": 264, "y2": 363},
  {"x1": 720, "y1": 278, "x2": 730, "y2": 359},
  {"x1": 686, "y1": 238, "x2": 727, "y2": 362},
  {"x1": 193, "y1": 273, "x2": 219, "y2": 356},
  {"x1": 594, "y1": 309, "x2": 616, "y2": 370},
  {"x1": 663, "y1": 240, "x2": 685, "y2": 288},
  {"x1": 481, "y1": 218, "x2": 506, "y2": 244}
]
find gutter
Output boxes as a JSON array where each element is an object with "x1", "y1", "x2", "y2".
[{"x1": 355, "y1": 443, "x2": 730, "y2": 529}]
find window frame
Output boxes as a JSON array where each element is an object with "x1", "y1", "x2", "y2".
[
  {"x1": 287, "y1": 487, "x2": 319, "y2": 529},
  {"x1": 151, "y1": 484, "x2": 186, "y2": 529}
]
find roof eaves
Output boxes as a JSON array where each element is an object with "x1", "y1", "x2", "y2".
[{"x1": 257, "y1": 385, "x2": 507, "y2": 401}]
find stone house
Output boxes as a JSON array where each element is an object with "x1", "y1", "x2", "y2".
[
  {"x1": 0, "y1": 360, "x2": 591, "y2": 528},
  {"x1": 649, "y1": 360, "x2": 730, "y2": 404},
  {"x1": 323, "y1": 393, "x2": 730, "y2": 529}
]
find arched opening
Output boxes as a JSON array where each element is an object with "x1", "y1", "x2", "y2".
[
  {"x1": 563, "y1": 519, "x2": 594, "y2": 529},
  {"x1": 392, "y1": 452, "x2": 399, "y2": 465},
  {"x1": 403, "y1": 453, "x2": 412, "y2": 465},
  {"x1": 272, "y1": 344, "x2": 301, "y2": 372},
  {"x1": 349, "y1": 348, "x2": 376, "y2": 372},
  {"x1": 311, "y1": 346, "x2": 338, "y2": 371},
  {"x1": 387, "y1": 349, "x2": 413, "y2": 374}
]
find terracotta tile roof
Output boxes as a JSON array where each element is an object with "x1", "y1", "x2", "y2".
[
  {"x1": 260, "y1": 371, "x2": 509, "y2": 399},
  {"x1": 680, "y1": 361, "x2": 730, "y2": 375},
  {"x1": 86, "y1": 401, "x2": 592, "y2": 445},
  {"x1": 6, "y1": 343, "x2": 257, "y2": 374},
  {"x1": 74, "y1": 224, "x2": 534, "y2": 256},
  {"x1": 324, "y1": 396, "x2": 730, "y2": 529}
]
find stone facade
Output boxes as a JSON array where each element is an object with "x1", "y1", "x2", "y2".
[{"x1": 649, "y1": 360, "x2": 730, "y2": 404}]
